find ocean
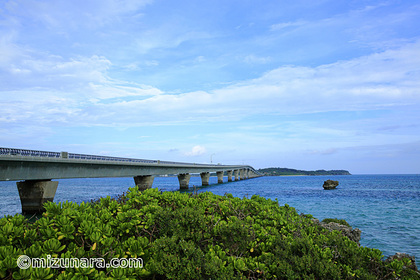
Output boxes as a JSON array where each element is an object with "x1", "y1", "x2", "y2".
[{"x1": 0, "y1": 174, "x2": 419, "y2": 260}]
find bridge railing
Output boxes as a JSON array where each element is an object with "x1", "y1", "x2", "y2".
[
  {"x1": 0, "y1": 147, "x2": 61, "y2": 158},
  {"x1": 67, "y1": 153, "x2": 159, "y2": 164},
  {"x1": 0, "y1": 147, "x2": 229, "y2": 167}
]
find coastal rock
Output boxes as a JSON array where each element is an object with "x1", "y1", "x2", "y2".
[
  {"x1": 385, "y1": 253, "x2": 418, "y2": 271},
  {"x1": 313, "y1": 219, "x2": 361, "y2": 245},
  {"x1": 323, "y1": 180, "x2": 339, "y2": 190}
]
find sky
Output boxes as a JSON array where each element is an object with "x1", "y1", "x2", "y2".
[{"x1": 1, "y1": 0, "x2": 420, "y2": 174}]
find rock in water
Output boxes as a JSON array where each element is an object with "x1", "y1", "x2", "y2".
[{"x1": 323, "y1": 179, "x2": 339, "y2": 190}]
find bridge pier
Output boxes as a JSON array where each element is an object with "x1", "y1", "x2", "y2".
[
  {"x1": 240, "y1": 169, "x2": 245, "y2": 180},
  {"x1": 200, "y1": 172, "x2": 210, "y2": 186},
  {"x1": 249, "y1": 170, "x2": 257, "y2": 178},
  {"x1": 234, "y1": 169, "x2": 239, "y2": 181},
  {"x1": 133, "y1": 175, "x2": 154, "y2": 191},
  {"x1": 16, "y1": 180, "x2": 58, "y2": 214},
  {"x1": 178, "y1": 173, "x2": 191, "y2": 189},
  {"x1": 217, "y1": 171, "x2": 224, "y2": 184},
  {"x1": 227, "y1": 170, "x2": 233, "y2": 182}
]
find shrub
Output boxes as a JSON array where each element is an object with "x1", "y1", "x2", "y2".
[{"x1": 0, "y1": 187, "x2": 418, "y2": 279}]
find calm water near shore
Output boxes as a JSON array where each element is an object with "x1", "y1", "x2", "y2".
[{"x1": 1, "y1": 174, "x2": 419, "y2": 260}]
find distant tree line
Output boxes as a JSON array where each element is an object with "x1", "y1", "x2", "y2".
[{"x1": 258, "y1": 167, "x2": 351, "y2": 176}]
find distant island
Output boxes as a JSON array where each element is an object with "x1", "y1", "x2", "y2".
[{"x1": 258, "y1": 167, "x2": 351, "y2": 176}]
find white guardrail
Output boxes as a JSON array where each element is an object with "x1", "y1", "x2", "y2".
[{"x1": 0, "y1": 147, "x2": 221, "y2": 166}]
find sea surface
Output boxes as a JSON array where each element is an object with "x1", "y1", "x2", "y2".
[{"x1": 1, "y1": 174, "x2": 419, "y2": 260}]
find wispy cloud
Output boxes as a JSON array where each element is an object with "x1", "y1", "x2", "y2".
[
  {"x1": 243, "y1": 55, "x2": 272, "y2": 64},
  {"x1": 270, "y1": 20, "x2": 307, "y2": 31},
  {"x1": 2, "y1": 0, "x2": 153, "y2": 31}
]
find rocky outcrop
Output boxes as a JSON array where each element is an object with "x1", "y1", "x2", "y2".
[
  {"x1": 385, "y1": 253, "x2": 418, "y2": 271},
  {"x1": 323, "y1": 180, "x2": 339, "y2": 190},
  {"x1": 313, "y1": 219, "x2": 361, "y2": 245},
  {"x1": 313, "y1": 220, "x2": 419, "y2": 273}
]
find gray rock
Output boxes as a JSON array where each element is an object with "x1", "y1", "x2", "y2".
[
  {"x1": 323, "y1": 180, "x2": 339, "y2": 190},
  {"x1": 313, "y1": 219, "x2": 361, "y2": 245}
]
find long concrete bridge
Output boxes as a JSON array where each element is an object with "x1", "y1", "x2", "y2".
[{"x1": 0, "y1": 147, "x2": 262, "y2": 214}]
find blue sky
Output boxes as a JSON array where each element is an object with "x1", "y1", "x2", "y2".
[{"x1": 1, "y1": 0, "x2": 420, "y2": 174}]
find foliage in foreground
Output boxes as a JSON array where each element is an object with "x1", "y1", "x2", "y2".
[{"x1": 0, "y1": 187, "x2": 418, "y2": 279}]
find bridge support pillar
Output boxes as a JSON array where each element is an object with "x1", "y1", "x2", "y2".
[
  {"x1": 227, "y1": 170, "x2": 233, "y2": 182},
  {"x1": 240, "y1": 169, "x2": 245, "y2": 180},
  {"x1": 234, "y1": 170, "x2": 239, "y2": 181},
  {"x1": 244, "y1": 169, "x2": 249, "y2": 179},
  {"x1": 133, "y1": 175, "x2": 154, "y2": 191},
  {"x1": 178, "y1": 173, "x2": 191, "y2": 189},
  {"x1": 200, "y1": 172, "x2": 210, "y2": 186},
  {"x1": 217, "y1": 171, "x2": 224, "y2": 184},
  {"x1": 16, "y1": 180, "x2": 58, "y2": 214}
]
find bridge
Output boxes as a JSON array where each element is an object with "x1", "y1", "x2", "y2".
[{"x1": 0, "y1": 147, "x2": 262, "y2": 214}]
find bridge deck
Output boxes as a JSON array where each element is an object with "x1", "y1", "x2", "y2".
[
  {"x1": 0, "y1": 147, "x2": 262, "y2": 214},
  {"x1": 0, "y1": 147, "x2": 261, "y2": 181}
]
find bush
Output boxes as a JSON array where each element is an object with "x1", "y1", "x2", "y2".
[{"x1": 0, "y1": 187, "x2": 418, "y2": 279}]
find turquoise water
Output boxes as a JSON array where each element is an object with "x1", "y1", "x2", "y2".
[{"x1": 1, "y1": 174, "x2": 419, "y2": 260}]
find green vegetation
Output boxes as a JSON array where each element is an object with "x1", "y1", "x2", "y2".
[
  {"x1": 259, "y1": 167, "x2": 351, "y2": 176},
  {"x1": 1, "y1": 187, "x2": 418, "y2": 279}
]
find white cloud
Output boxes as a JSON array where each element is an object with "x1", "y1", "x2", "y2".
[
  {"x1": 0, "y1": 52, "x2": 112, "y2": 91},
  {"x1": 185, "y1": 145, "x2": 207, "y2": 157},
  {"x1": 88, "y1": 83, "x2": 162, "y2": 100},
  {"x1": 90, "y1": 41, "x2": 419, "y2": 124},
  {"x1": 1, "y1": 40, "x2": 419, "y2": 130}
]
